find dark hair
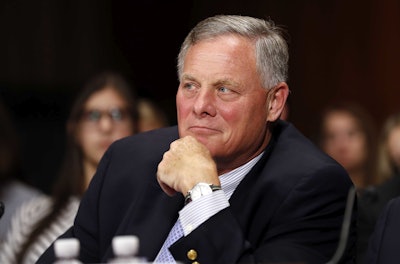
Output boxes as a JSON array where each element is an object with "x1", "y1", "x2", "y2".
[{"x1": 16, "y1": 71, "x2": 138, "y2": 261}]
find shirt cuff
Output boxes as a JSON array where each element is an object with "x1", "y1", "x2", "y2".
[{"x1": 179, "y1": 190, "x2": 229, "y2": 236}]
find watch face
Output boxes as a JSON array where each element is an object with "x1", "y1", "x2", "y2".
[{"x1": 191, "y1": 183, "x2": 213, "y2": 201}]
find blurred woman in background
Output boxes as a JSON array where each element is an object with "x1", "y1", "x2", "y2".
[
  {"x1": 0, "y1": 71, "x2": 139, "y2": 264},
  {"x1": 315, "y1": 102, "x2": 378, "y2": 194}
]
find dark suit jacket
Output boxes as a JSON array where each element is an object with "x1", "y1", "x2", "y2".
[
  {"x1": 37, "y1": 120, "x2": 356, "y2": 264},
  {"x1": 364, "y1": 196, "x2": 400, "y2": 264}
]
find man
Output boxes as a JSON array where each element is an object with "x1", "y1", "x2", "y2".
[{"x1": 37, "y1": 15, "x2": 356, "y2": 263}]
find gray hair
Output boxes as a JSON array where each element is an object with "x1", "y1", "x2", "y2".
[{"x1": 177, "y1": 15, "x2": 289, "y2": 89}]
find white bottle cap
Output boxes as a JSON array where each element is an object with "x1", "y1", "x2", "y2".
[
  {"x1": 112, "y1": 235, "x2": 139, "y2": 257},
  {"x1": 54, "y1": 238, "x2": 80, "y2": 259}
]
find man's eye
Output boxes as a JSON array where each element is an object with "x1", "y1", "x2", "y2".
[
  {"x1": 183, "y1": 83, "x2": 195, "y2": 90},
  {"x1": 218, "y1": 87, "x2": 231, "y2": 93}
]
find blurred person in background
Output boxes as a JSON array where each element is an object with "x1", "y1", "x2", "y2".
[
  {"x1": 137, "y1": 97, "x2": 169, "y2": 132},
  {"x1": 0, "y1": 99, "x2": 42, "y2": 244},
  {"x1": 0, "y1": 71, "x2": 139, "y2": 264},
  {"x1": 315, "y1": 102, "x2": 378, "y2": 194},
  {"x1": 357, "y1": 112, "x2": 400, "y2": 263}
]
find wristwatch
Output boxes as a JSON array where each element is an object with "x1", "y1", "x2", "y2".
[{"x1": 184, "y1": 183, "x2": 221, "y2": 205}]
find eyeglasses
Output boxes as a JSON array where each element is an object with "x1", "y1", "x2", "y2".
[{"x1": 80, "y1": 108, "x2": 131, "y2": 126}]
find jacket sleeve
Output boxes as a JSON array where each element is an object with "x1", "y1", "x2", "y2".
[{"x1": 169, "y1": 164, "x2": 356, "y2": 264}]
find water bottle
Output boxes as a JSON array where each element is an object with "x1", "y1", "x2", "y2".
[
  {"x1": 53, "y1": 238, "x2": 83, "y2": 264},
  {"x1": 108, "y1": 235, "x2": 147, "y2": 263}
]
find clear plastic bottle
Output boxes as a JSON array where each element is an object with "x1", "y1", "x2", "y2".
[
  {"x1": 108, "y1": 235, "x2": 147, "y2": 263},
  {"x1": 53, "y1": 238, "x2": 83, "y2": 264}
]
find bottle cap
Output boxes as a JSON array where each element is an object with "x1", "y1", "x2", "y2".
[
  {"x1": 54, "y1": 238, "x2": 80, "y2": 259},
  {"x1": 112, "y1": 235, "x2": 139, "y2": 257}
]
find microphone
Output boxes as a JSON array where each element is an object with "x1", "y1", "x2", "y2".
[
  {"x1": 326, "y1": 186, "x2": 356, "y2": 264},
  {"x1": 0, "y1": 201, "x2": 4, "y2": 219}
]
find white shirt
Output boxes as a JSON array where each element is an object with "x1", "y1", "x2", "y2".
[{"x1": 179, "y1": 152, "x2": 264, "y2": 236}]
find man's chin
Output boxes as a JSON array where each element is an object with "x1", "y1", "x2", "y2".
[
  {"x1": 195, "y1": 136, "x2": 210, "y2": 147},
  {"x1": 197, "y1": 138, "x2": 223, "y2": 155}
]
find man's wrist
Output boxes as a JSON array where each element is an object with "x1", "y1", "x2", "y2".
[{"x1": 184, "y1": 183, "x2": 221, "y2": 205}]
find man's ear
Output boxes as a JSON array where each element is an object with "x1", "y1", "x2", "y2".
[{"x1": 266, "y1": 82, "x2": 289, "y2": 122}]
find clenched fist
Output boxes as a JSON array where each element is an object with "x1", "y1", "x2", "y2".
[{"x1": 157, "y1": 136, "x2": 220, "y2": 197}]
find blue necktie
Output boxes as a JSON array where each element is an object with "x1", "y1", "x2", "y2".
[{"x1": 154, "y1": 219, "x2": 184, "y2": 263}]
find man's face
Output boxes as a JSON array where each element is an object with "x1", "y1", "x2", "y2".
[{"x1": 176, "y1": 35, "x2": 272, "y2": 173}]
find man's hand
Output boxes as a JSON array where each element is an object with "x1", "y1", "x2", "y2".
[{"x1": 157, "y1": 136, "x2": 219, "y2": 197}]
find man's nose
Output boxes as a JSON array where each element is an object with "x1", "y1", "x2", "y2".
[{"x1": 192, "y1": 89, "x2": 217, "y2": 117}]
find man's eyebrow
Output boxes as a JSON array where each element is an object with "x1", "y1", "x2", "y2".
[
  {"x1": 181, "y1": 74, "x2": 196, "y2": 81},
  {"x1": 181, "y1": 74, "x2": 240, "y2": 88},
  {"x1": 214, "y1": 78, "x2": 240, "y2": 87}
]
